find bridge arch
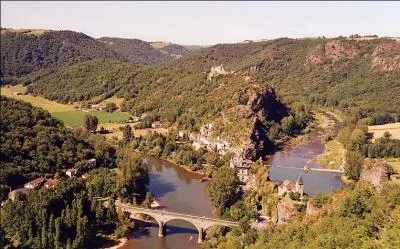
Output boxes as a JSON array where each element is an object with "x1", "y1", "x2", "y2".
[{"x1": 163, "y1": 218, "x2": 203, "y2": 243}]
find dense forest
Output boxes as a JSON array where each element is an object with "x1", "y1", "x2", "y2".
[
  {"x1": 0, "y1": 28, "x2": 187, "y2": 80},
  {"x1": 0, "y1": 97, "x2": 150, "y2": 248},
  {"x1": 0, "y1": 96, "x2": 103, "y2": 188}
]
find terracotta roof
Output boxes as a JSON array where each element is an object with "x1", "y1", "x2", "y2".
[
  {"x1": 44, "y1": 179, "x2": 58, "y2": 187},
  {"x1": 27, "y1": 177, "x2": 45, "y2": 185}
]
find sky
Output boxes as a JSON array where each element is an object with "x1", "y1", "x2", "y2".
[{"x1": 1, "y1": 1, "x2": 399, "y2": 45}]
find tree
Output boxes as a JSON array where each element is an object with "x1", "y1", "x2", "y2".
[
  {"x1": 105, "y1": 102, "x2": 118, "y2": 113},
  {"x1": 116, "y1": 149, "x2": 149, "y2": 203},
  {"x1": 383, "y1": 131, "x2": 392, "y2": 139},
  {"x1": 84, "y1": 114, "x2": 98, "y2": 133},
  {"x1": 345, "y1": 150, "x2": 364, "y2": 180},
  {"x1": 122, "y1": 125, "x2": 133, "y2": 142},
  {"x1": 207, "y1": 167, "x2": 242, "y2": 216}
]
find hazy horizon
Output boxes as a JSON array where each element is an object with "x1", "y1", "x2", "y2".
[{"x1": 1, "y1": 1, "x2": 399, "y2": 45}]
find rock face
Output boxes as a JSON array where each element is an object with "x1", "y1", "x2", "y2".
[
  {"x1": 306, "y1": 200, "x2": 319, "y2": 217},
  {"x1": 207, "y1": 64, "x2": 234, "y2": 80},
  {"x1": 306, "y1": 40, "x2": 359, "y2": 65},
  {"x1": 359, "y1": 158, "x2": 390, "y2": 189},
  {"x1": 276, "y1": 198, "x2": 298, "y2": 224},
  {"x1": 371, "y1": 41, "x2": 400, "y2": 72}
]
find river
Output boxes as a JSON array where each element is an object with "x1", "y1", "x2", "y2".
[
  {"x1": 268, "y1": 112, "x2": 344, "y2": 196},
  {"x1": 120, "y1": 112, "x2": 343, "y2": 249},
  {"x1": 119, "y1": 156, "x2": 213, "y2": 249}
]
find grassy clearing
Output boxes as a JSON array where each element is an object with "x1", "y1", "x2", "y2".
[
  {"x1": 99, "y1": 96, "x2": 125, "y2": 109},
  {"x1": 387, "y1": 158, "x2": 400, "y2": 184},
  {"x1": 387, "y1": 158, "x2": 400, "y2": 173},
  {"x1": 1, "y1": 85, "x2": 75, "y2": 112},
  {"x1": 52, "y1": 111, "x2": 131, "y2": 127},
  {"x1": 315, "y1": 139, "x2": 345, "y2": 169},
  {"x1": 368, "y1": 122, "x2": 400, "y2": 141}
]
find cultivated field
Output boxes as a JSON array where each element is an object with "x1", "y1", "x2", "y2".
[
  {"x1": 52, "y1": 111, "x2": 131, "y2": 127},
  {"x1": 368, "y1": 122, "x2": 400, "y2": 141},
  {"x1": 2, "y1": 85, "x2": 131, "y2": 127}
]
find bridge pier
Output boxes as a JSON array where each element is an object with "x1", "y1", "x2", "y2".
[
  {"x1": 198, "y1": 227, "x2": 203, "y2": 244},
  {"x1": 158, "y1": 221, "x2": 165, "y2": 237}
]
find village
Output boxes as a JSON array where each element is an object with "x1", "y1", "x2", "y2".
[{"x1": 4, "y1": 158, "x2": 97, "y2": 204}]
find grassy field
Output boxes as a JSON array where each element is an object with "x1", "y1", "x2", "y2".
[
  {"x1": 2, "y1": 85, "x2": 131, "y2": 127},
  {"x1": 53, "y1": 111, "x2": 131, "y2": 127},
  {"x1": 1, "y1": 85, "x2": 75, "y2": 112},
  {"x1": 315, "y1": 139, "x2": 345, "y2": 169},
  {"x1": 368, "y1": 122, "x2": 400, "y2": 141}
]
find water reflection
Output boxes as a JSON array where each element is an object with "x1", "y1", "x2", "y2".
[{"x1": 120, "y1": 156, "x2": 212, "y2": 249}]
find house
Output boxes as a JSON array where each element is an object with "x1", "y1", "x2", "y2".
[
  {"x1": 81, "y1": 172, "x2": 90, "y2": 179},
  {"x1": 66, "y1": 168, "x2": 78, "y2": 178},
  {"x1": 8, "y1": 188, "x2": 28, "y2": 201},
  {"x1": 24, "y1": 177, "x2": 46, "y2": 189},
  {"x1": 44, "y1": 179, "x2": 58, "y2": 189},
  {"x1": 151, "y1": 121, "x2": 162, "y2": 128},
  {"x1": 178, "y1": 130, "x2": 190, "y2": 139},
  {"x1": 277, "y1": 175, "x2": 304, "y2": 198},
  {"x1": 230, "y1": 153, "x2": 253, "y2": 183}
]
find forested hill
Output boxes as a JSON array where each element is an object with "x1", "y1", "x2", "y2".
[
  {"x1": 99, "y1": 37, "x2": 190, "y2": 63},
  {"x1": 21, "y1": 35, "x2": 400, "y2": 126},
  {"x1": 171, "y1": 37, "x2": 400, "y2": 124},
  {"x1": 0, "y1": 96, "x2": 116, "y2": 189},
  {"x1": 0, "y1": 28, "x2": 189, "y2": 79}
]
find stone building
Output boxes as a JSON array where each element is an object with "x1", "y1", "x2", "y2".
[{"x1": 277, "y1": 175, "x2": 304, "y2": 198}]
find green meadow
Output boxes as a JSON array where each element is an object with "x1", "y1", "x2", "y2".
[{"x1": 52, "y1": 111, "x2": 131, "y2": 126}]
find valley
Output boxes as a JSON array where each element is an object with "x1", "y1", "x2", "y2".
[{"x1": 1, "y1": 25, "x2": 400, "y2": 249}]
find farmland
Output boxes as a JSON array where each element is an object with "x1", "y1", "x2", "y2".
[
  {"x1": 52, "y1": 111, "x2": 131, "y2": 127},
  {"x1": 1, "y1": 85, "x2": 75, "y2": 112},
  {"x1": 368, "y1": 122, "x2": 400, "y2": 141},
  {"x1": 1, "y1": 85, "x2": 131, "y2": 127}
]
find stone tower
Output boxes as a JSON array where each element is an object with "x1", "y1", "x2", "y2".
[{"x1": 295, "y1": 174, "x2": 304, "y2": 198}]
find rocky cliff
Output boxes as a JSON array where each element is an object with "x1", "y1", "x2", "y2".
[{"x1": 359, "y1": 158, "x2": 390, "y2": 190}]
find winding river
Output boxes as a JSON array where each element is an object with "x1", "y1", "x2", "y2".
[{"x1": 120, "y1": 112, "x2": 344, "y2": 249}]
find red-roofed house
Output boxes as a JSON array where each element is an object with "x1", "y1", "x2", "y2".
[
  {"x1": 66, "y1": 168, "x2": 77, "y2": 178},
  {"x1": 44, "y1": 179, "x2": 58, "y2": 189},
  {"x1": 24, "y1": 177, "x2": 46, "y2": 189}
]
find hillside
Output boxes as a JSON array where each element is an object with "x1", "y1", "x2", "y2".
[
  {"x1": 99, "y1": 37, "x2": 190, "y2": 63},
  {"x1": 3, "y1": 31, "x2": 400, "y2": 155},
  {"x1": 0, "y1": 28, "x2": 121, "y2": 78},
  {"x1": 172, "y1": 37, "x2": 400, "y2": 123},
  {"x1": 0, "y1": 28, "x2": 190, "y2": 80}
]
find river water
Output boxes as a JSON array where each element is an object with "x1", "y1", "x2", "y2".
[
  {"x1": 268, "y1": 112, "x2": 344, "y2": 196},
  {"x1": 119, "y1": 157, "x2": 213, "y2": 249},
  {"x1": 120, "y1": 112, "x2": 343, "y2": 249}
]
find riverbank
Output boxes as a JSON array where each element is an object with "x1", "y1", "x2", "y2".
[{"x1": 102, "y1": 238, "x2": 128, "y2": 249}]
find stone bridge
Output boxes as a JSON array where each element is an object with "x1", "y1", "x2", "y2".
[{"x1": 114, "y1": 199, "x2": 238, "y2": 243}]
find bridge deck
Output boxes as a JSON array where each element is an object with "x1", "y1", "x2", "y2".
[{"x1": 115, "y1": 201, "x2": 238, "y2": 226}]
